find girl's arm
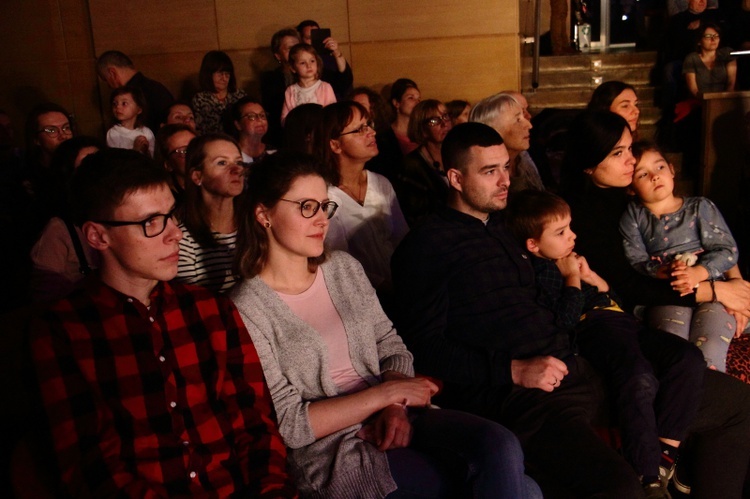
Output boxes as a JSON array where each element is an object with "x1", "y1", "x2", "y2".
[
  {"x1": 695, "y1": 198, "x2": 739, "y2": 279},
  {"x1": 280, "y1": 86, "x2": 294, "y2": 125},
  {"x1": 619, "y1": 204, "x2": 662, "y2": 277},
  {"x1": 727, "y1": 59, "x2": 737, "y2": 92}
]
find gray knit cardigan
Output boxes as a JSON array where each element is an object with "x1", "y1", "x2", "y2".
[{"x1": 229, "y1": 251, "x2": 415, "y2": 498}]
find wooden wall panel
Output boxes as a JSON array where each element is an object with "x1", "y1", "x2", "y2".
[
  {"x1": 349, "y1": 0, "x2": 518, "y2": 41},
  {"x1": 88, "y1": 0, "x2": 218, "y2": 55},
  {"x1": 216, "y1": 0, "x2": 349, "y2": 50},
  {"x1": 352, "y1": 35, "x2": 520, "y2": 103},
  {"x1": 0, "y1": 0, "x2": 66, "y2": 63},
  {"x1": 59, "y1": 0, "x2": 96, "y2": 59}
]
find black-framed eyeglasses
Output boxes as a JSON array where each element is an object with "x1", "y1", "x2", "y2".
[
  {"x1": 94, "y1": 208, "x2": 178, "y2": 238},
  {"x1": 38, "y1": 123, "x2": 72, "y2": 138},
  {"x1": 168, "y1": 147, "x2": 188, "y2": 157},
  {"x1": 339, "y1": 121, "x2": 375, "y2": 137},
  {"x1": 424, "y1": 114, "x2": 451, "y2": 127},
  {"x1": 241, "y1": 112, "x2": 268, "y2": 122},
  {"x1": 279, "y1": 199, "x2": 338, "y2": 219},
  {"x1": 702, "y1": 33, "x2": 720, "y2": 40}
]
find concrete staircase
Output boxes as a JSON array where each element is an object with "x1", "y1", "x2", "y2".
[{"x1": 522, "y1": 50, "x2": 660, "y2": 140}]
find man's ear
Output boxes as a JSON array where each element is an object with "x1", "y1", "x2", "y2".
[
  {"x1": 82, "y1": 221, "x2": 110, "y2": 251},
  {"x1": 446, "y1": 168, "x2": 463, "y2": 192}
]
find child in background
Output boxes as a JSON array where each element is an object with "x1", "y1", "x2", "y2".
[
  {"x1": 506, "y1": 189, "x2": 703, "y2": 498},
  {"x1": 620, "y1": 141, "x2": 745, "y2": 372},
  {"x1": 280, "y1": 43, "x2": 336, "y2": 124},
  {"x1": 106, "y1": 86, "x2": 155, "y2": 157}
]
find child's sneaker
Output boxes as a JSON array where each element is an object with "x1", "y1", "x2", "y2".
[
  {"x1": 644, "y1": 480, "x2": 672, "y2": 499},
  {"x1": 672, "y1": 464, "x2": 691, "y2": 495}
]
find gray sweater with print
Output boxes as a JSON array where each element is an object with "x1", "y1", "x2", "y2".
[{"x1": 229, "y1": 251, "x2": 414, "y2": 498}]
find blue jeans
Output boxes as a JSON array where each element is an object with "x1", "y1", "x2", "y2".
[{"x1": 385, "y1": 408, "x2": 541, "y2": 498}]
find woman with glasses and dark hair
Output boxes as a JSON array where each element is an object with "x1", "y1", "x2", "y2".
[
  {"x1": 230, "y1": 96, "x2": 275, "y2": 165},
  {"x1": 192, "y1": 51, "x2": 246, "y2": 135},
  {"x1": 316, "y1": 101, "x2": 408, "y2": 293},
  {"x1": 397, "y1": 99, "x2": 452, "y2": 227},
  {"x1": 229, "y1": 151, "x2": 541, "y2": 499},
  {"x1": 173, "y1": 133, "x2": 245, "y2": 293}
]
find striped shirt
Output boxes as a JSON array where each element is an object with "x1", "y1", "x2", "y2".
[
  {"x1": 30, "y1": 278, "x2": 296, "y2": 497},
  {"x1": 175, "y1": 223, "x2": 238, "y2": 293}
]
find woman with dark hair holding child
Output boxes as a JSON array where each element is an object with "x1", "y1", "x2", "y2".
[
  {"x1": 229, "y1": 151, "x2": 541, "y2": 499},
  {"x1": 564, "y1": 110, "x2": 750, "y2": 497}
]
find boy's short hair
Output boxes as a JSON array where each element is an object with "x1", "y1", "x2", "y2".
[
  {"x1": 505, "y1": 190, "x2": 571, "y2": 243},
  {"x1": 70, "y1": 148, "x2": 170, "y2": 226}
]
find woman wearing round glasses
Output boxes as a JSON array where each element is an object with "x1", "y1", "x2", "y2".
[
  {"x1": 231, "y1": 96, "x2": 275, "y2": 165},
  {"x1": 229, "y1": 152, "x2": 541, "y2": 499},
  {"x1": 173, "y1": 133, "x2": 246, "y2": 293},
  {"x1": 316, "y1": 101, "x2": 408, "y2": 295},
  {"x1": 398, "y1": 99, "x2": 452, "y2": 227},
  {"x1": 684, "y1": 23, "x2": 736, "y2": 97}
]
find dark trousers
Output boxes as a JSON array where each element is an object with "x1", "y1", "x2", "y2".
[
  {"x1": 575, "y1": 310, "x2": 705, "y2": 477},
  {"x1": 439, "y1": 357, "x2": 644, "y2": 498}
]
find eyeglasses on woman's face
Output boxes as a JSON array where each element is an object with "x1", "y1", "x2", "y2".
[
  {"x1": 241, "y1": 112, "x2": 268, "y2": 122},
  {"x1": 38, "y1": 123, "x2": 72, "y2": 138},
  {"x1": 278, "y1": 198, "x2": 338, "y2": 219},
  {"x1": 339, "y1": 121, "x2": 375, "y2": 137},
  {"x1": 424, "y1": 114, "x2": 451, "y2": 127},
  {"x1": 702, "y1": 33, "x2": 720, "y2": 40}
]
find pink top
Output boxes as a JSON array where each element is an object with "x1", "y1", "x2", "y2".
[
  {"x1": 277, "y1": 267, "x2": 368, "y2": 394},
  {"x1": 280, "y1": 79, "x2": 337, "y2": 124},
  {"x1": 393, "y1": 128, "x2": 418, "y2": 155}
]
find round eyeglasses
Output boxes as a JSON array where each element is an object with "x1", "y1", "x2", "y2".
[
  {"x1": 279, "y1": 199, "x2": 338, "y2": 219},
  {"x1": 241, "y1": 112, "x2": 268, "y2": 122},
  {"x1": 94, "y1": 209, "x2": 178, "y2": 238},
  {"x1": 38, "y1": 123, "x2": 72, "y2": 138},
  {"x1": 424, "y1": 114, "x2": 451, "y2": 127},
  {"x1": 168, "y1": 147, "x2": 188, "y2": 157},
  {"x1": 339, "y1": 121, "x2": 375, "y2": 137}
]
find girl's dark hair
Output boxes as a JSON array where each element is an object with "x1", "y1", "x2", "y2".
[
  {"x1": 288, "y1": 43, "x2": 323, "y2": 81},
  {"x1": 347, "y1": 87, "x2": 393, "y2": 133},
  {"x1": 182, "y1": 133, "x2": 243, "y2": 248},
  {"x1": 407, "y1": 99, "x2": 443, "y2": 145},
  {"x1": 587, "y1": 81, "x2": 636, "y2": 113},
  {"x1": 561, "y1": 110, "x2": 631, "y2": 192},
  {"x1": 282, "y1": 103, "x2": 323, "y2": 154},
  {"x1": 198, "y1": 50, "x2": 237, "y2": 93},
  {"x1": 389, "y1": 78, "x2": 419, "y2": 110},
  {"x1": 111, "y1": 85, "x2": 147, "y2": 129},
  {"x1": 631, "y1": 139, "x2": 665, "y2": 163},
  {"x1": 445, "y1": 100, "x2": 470, "y2": 122},
  {"x1": 235, "y1": 151, "x2": 327, "y2": 278},
  {"x1": 315, "y1": 101, "x2": 370, "y2": 185}
]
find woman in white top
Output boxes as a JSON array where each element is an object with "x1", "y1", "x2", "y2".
[
  {"x1": 316, "y1": 101, "x2": 409, "y2": 291},
  {"x1": 174, "y1": 133, "x2": 245, "y2": 293}
]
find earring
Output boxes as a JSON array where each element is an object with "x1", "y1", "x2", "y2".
[{"x1": 264, "y1": 222, "x2": 271, "y2": 228}]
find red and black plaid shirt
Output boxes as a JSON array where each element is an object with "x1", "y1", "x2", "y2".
[{"x1": 31, "y1": 278, "x2": 296, "y2": 498}]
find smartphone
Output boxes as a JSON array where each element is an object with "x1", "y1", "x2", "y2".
[{"x1": 311, "y1": 28, "x2": 331, "y2": 54}]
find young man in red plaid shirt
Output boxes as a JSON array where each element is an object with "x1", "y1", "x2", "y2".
[{"x1": 30, "y1": 148, "x2": 296, "y2": 497}]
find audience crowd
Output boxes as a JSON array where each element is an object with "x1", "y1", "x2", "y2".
[{"x1": 3, "y1": 12, "x2": 750, "y2": 499}]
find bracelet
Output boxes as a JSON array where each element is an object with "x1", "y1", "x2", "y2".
[{"x1": 709, "y1": 280, "x2": 717, "y2": 303}]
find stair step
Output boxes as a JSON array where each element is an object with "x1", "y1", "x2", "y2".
[
  {"x1": 522, "y1": 51, "x2": 658, "y2": 72},
  {"x1": 522, "y1": 68, "x2": 653, "y2": 90}
]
